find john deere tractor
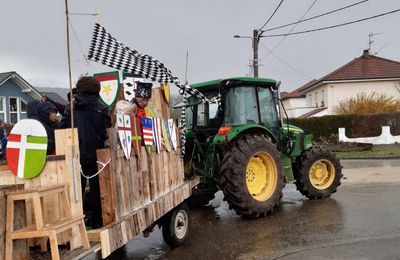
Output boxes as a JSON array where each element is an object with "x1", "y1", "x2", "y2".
[{"x1": 181, "y1": 77, "x2": 342, "y2": 218}]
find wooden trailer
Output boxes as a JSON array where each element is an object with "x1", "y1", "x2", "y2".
[{"x1": 0, "y1": 86, "x2": 198, "y2": 259}]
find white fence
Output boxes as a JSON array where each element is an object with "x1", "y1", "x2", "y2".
[{"x1": 338, "y1": 126, "x2": 400, "y2": 145}]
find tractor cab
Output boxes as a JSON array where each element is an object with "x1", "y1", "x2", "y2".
[{"x1": 185, "y1": 77, "x2": 281, "y2": 143}]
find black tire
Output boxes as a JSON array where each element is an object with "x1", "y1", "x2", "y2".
[
  {"x1": 293, "y1": 146, "x2": 343, "y2": 199},
  {"x1": 187, "y1": 190, "x2": 215, "y2": 209},
  {"x1": 162, "y1": 203, "x2": 191, "y2": 248},
  {"x1": 219, "y1": 134, "x2": 285, "y2": 218}
]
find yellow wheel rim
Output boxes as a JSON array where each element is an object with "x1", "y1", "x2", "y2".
[
  {"x1": 246, "y1": 152, "x2": 277, "y2": 201},
  {"x1": 309, "y1": 159, "x2": 335, "y2": 190}
]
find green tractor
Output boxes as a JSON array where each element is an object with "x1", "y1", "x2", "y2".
[{"x1": 180, "y1": 77, "x2": 343, "y2": 218}]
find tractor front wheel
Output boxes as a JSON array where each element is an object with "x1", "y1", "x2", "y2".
[
  {"x1": 219, "y1": 134, "x2": 284, "y2": 218},
  {"x1": 293, "y1": 146, "x2": 342, "y2": 199}
]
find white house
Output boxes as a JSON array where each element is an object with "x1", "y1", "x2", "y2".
[{"x1": 282, "y1": 50, "x2": 400, "y2": 118}]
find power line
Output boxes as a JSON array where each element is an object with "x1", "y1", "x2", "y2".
[
  {"x1": 259, "y1": 0, "x2": 285, "y2": 31},
  {"x1": 261, "y1": 0, "x2": 318, "y2": 59},
  {"x1": 261, "y1": 0, "x2": 368, "y2": 33},
  {"x1": 69, "y1": 12, "x2": 97, "y2": 16},
  {"x1": 259, "y1": 42, "x2": 312, "y2": 80},
  {"x1": 263, "y1": 8, "x2": 400, "y2": 37}
]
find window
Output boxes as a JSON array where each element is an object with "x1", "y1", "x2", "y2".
[
  {"x1": 314, "y1": 92, "x2": 318, "y2": 107},
  {"x1": 225, "y1": 86, "x2": 259, "y2": 125},
  {"x1": 320, "y1": 89, "x2": 325, "y2": 107},
  {"x1": 0, "y1": 97, "x2": 5, "y2": 122},
  {"x1": 258, "y1": 87, "x2": 279, "y2": 128},
  {"x1": 307, "y1": 94, "x2": 312, "y2": 107},
  {"x1": 9, "y1": 97, "x2": 19, "y2": 124}
]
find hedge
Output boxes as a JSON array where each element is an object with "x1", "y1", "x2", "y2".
[{"x1": 289, "y1": 111, "x2": 400, "y2": 139}]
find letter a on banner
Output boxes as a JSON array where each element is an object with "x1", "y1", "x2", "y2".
[{"x1": 94, "y1": 71, "x2": 120, "y2": 109}]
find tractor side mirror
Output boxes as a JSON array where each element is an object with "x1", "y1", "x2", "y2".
[{"x1": 272, "y1": 81, "x2": 281, "y2": 91}]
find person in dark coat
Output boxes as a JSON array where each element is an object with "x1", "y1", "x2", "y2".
[
  {"x1": 32, "y1": 101, "x2": 59, "y2": 155},
  {"x1": 62, "y1": 76, "x2": 111, "y2": 228}
]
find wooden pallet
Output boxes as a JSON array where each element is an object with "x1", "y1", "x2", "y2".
[
  {"x1": 88, "y1": 177, "x2": 198, "y2": 258},
  {"x1": 5, "y1": 184, "x2": 89, "y2": 260},
  {"x1": 0, "y1": 129, "x2": 84, "y2": 249}
]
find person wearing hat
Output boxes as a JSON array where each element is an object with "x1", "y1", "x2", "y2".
[
  {"x1": 129, "y1": 82, "x2": 153, "y2": 119},
  {"x1": 62, "y1": 76, "x2": 111, "y2": 228}
]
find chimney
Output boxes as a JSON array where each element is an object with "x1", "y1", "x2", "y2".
[{"x1": 363, "y1": 49, "x2": 370, "y2": 58}]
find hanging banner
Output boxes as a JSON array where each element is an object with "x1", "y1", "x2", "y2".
[
  {"x1": 6, "y1": 119, "x2": 48, "y2": 179},
  {"x1": 152, "y1": 117, "x2": 162, "y2": 154},
  {"x1": 131, "y1": 116, "x2": 142, "y2": 158},
  {"x1": 122, "y1": 72, "x2": 143, "y2": 102},
  {"x1": 168, "y1": 119, "x2": 177, "y2": 150},
  {"x1": 161, "y1": 83, "x2": 170, "y2": 104},
  {"x1": 94, "y1": 71, "x2": 120, "y2": 109},
  {"x1": 116, "y1": 114, "x2": 132, "y2": 159}
]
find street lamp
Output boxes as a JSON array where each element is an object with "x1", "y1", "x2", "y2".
[{"x1": 234, "y1": 29, "x2": 262, "y2": 77}]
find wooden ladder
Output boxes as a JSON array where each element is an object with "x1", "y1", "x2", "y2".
[{"x1": 5, "y1": 184, "x2": 89, "y2": 260}]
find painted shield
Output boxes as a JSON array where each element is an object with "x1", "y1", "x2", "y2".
[
  {"x1": 161, "y1": 83, "x2": 170, "y2": 104},
  {"x1": 6, "y1": 119, "x2": 48, "y2": 179},
  {"x1": 94, "y1": 71, "x2": 120, "y2": 109},
  {"x1": 116, "y1": 114, "x2": 132, "y2": 160},
  {"x1": 152, "y1": 117, "x2": 162, "y2": 154},
  {"x1": 168, "y1": 119, "x2": 178, "y2": 150},
  {"x1": 161, "y1": 118, "x2": 172, "y2": 152},
  {"x1": 131, "y1": 116, "x2": 142, "y2": 158}
]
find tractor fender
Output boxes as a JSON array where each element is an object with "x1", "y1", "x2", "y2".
[{"x1": 213, "y1": 124, "x2": 277, "y2": 146}]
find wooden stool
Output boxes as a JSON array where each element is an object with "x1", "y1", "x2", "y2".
[{"x1": 5, "y1": 184, "x2": 89, "y2": 260}]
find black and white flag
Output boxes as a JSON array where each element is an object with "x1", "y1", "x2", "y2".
[{"x1": 87, "y1": 23, "x2": 210, "y2": 103}]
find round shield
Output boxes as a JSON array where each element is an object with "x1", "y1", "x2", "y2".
[{"x1": 6, "y1": 119, "x2": 48, "y2": 179}]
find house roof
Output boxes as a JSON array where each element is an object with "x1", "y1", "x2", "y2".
[
  {"x1": 0, "y1": 71, "x2": 15, "y2": 85},
  {"x1": 281, "y1": 79, "x2": 318, "y2": 100},
  {"x1": 40, "y1": 92, "x2": 68, "y2": 106},
  {"x1": 0, "y1": 71, "x2": 42, "y2": 99},
  {"x1": 284, "y1": 51, "x2": 400, "y2": 98},
  {"x1": 298, "y1": 107, "x2": 327, "y2": 119},
  {"x1": 320, "y1": 51, "x2": 400, "y2": 82}
]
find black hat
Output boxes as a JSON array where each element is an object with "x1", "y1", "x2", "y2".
[{"x1": 135, "y1": 82, "x2": 152, "y2": 98}]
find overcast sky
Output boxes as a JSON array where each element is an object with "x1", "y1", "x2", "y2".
[{"x1": 1, "y1": 0, "x2": 399, "y2": 93}]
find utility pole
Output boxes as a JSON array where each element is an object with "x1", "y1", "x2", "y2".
[
  {"x1": 234, "y1": 29, "x2": 261, "y2": 78},
  {"x1": 252, "y1": 29, "x2": 260, "y2": 77}
]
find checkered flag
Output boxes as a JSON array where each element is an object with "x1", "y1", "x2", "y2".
[{"x1": 87, "y1": 23, "x2": 210, "y2": 103}]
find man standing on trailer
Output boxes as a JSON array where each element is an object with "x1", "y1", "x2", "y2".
[{"x1": 62, "y1": 76, "x2": 111, "y2": 228}]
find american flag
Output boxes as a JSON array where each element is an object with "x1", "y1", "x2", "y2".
[{"x1": 142, "y1": 117, "x2": 154, "y2": 146}]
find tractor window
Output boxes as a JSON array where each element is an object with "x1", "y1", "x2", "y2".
[
  {"x1": 196, "y1": 102, "x2": 220, "y2": 127},
  {"x1": 224, "y1": 87, "x2": 259, "y2": 126},
  {"x1": 185, "y1": 106, "x2": 194, "y2": 129},
  {"x1": 258, "y1": 87, "x2": 279, "y2": 128}
]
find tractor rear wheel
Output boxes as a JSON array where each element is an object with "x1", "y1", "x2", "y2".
[
  {"x1": 293, "y1": 146, "x2": 342, "y2": 199},
  {"x1": 219, "y1": 134, "x2": 284, "y2": 218}
]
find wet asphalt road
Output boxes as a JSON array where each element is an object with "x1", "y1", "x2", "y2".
[{"x1": 102, "y1": 159, "x2": 400, "y2": 260}]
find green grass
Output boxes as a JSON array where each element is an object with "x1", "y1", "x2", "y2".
[{"x1": 336, "y1": 144, "x2": 400, "y2": 159}]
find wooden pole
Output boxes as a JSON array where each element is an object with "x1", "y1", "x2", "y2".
[
  {"x1": 65, "y1": 0, "x2": 74, "y2": 143},
  {"x1": 65, "y1": 0, "x2": 80, "y2": 202}
]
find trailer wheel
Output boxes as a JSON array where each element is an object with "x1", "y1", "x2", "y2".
[{"x1": 162, "y1": 202, "x2": 191, "y2": 248}]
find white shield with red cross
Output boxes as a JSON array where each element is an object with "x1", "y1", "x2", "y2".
[
  {"x1": 6, "y1": 119, "x2": 48, "y2": 179},
  {"x1": 117, "y1": 114, "x2": 132, "y2": 160}
]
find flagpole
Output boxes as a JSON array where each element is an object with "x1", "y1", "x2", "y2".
[
  {"x1": 65, "y1": 0, "x2": 74, "y2": 141},
  {"x1": 65, "y1": 0, "x2": 80, "y2": 202}
]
